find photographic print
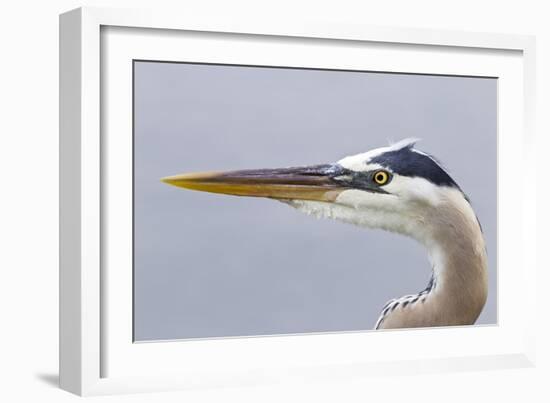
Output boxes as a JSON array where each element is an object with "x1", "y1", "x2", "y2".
[{"x1": 133, "y1": 61, "x2": 496, "y2": 341}]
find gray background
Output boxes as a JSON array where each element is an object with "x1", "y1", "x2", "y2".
[{"x1": 133, "y1": 61, "x2": 497, "y2": 341}]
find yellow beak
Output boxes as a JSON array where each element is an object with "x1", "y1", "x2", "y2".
[{"x1": 161, "y1": 165, "x2": 346, "y2": 202}]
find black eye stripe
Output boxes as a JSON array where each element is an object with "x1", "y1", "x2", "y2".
[
  {"x1": 369, "y1": 146, "x2": 459, "y2": 189},
  {"x1": 328, "y1": 166, "x2": 391, "y2": 193}
]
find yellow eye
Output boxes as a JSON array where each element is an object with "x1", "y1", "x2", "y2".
[{"x1": 373, "y1": 170, "x2": 390, "y2": 185}]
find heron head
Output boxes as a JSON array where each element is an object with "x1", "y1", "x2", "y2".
[{"x1": 162, "y1": 139, "x2": 469, "y2": 239}]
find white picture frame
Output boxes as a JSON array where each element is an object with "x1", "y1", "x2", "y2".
[{"x1": 59, "y1": 6, "x2": 537, "y2": 396}]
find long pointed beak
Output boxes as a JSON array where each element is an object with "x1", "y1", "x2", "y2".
[{"x1": 161, "y1": 164, "x2": 346, "y2": 202}]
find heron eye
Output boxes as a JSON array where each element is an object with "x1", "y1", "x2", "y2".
[{"x1": 373, "y1": 170, "x2": 390, "y2": 185}]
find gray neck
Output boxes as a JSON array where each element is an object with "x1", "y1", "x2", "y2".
[{"x1": 376, "y1": 196, "x2": 489, "y2": 329}]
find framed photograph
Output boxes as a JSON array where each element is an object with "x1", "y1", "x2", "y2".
[{"x1": 59, "y1": 7, "x2": 537, "y2": 396}]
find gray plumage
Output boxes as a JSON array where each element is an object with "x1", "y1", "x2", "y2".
[{"x1": 163, "y1": 138, "x2": 489, "y2": 330}]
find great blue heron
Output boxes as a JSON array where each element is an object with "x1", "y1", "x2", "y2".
[{"x1": 161, "y1": 139, "x2": 488, "y2": 330}]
